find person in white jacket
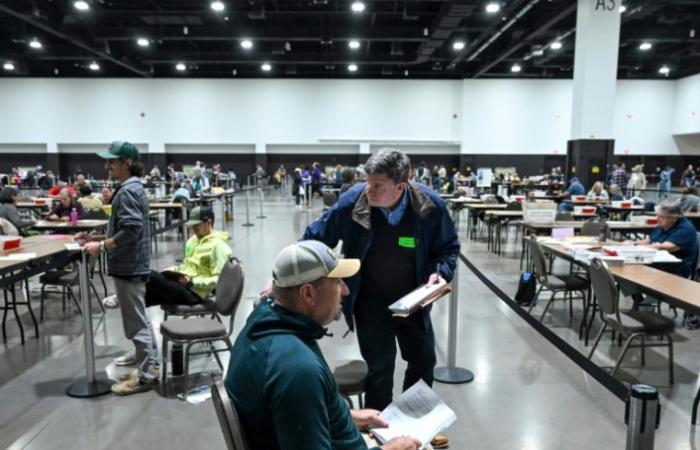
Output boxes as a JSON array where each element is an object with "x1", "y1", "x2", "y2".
[{"x1": 627, "y1": 164, "x2": 647, "y2": 197}]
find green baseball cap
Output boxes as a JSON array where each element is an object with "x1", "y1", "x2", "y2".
[
  {"x1": 98, "y1": 141, "x2": 140, "y2": 160},
  {"x1": 185, "y1": 206, "x2": 215, "y2": 226}
]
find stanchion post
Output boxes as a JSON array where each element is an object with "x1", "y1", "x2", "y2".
[
  {"x1": 66, "y1": 250, "x2": 113, "y2": 397},
  {"x1": 242, "y1": 188, "x2": 254, "y2": 227},
  {"x1": 257, "y1": 187, "x2": 267, "y2": 219},
  {"x1": 434, "y1": 203, "x2": 474, "y2": 384},
  {"x1": 625, "y1": 384, "x2": 659, "y2": 450}
]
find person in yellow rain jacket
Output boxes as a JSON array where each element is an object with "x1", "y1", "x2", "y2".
[{"x1": 145, "y1": 206, "x2": 232, "y2": 307}]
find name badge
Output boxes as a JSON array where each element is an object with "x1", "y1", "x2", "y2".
[{"x1": 398, "y1": 236, "x2": 416, "y2": 249}]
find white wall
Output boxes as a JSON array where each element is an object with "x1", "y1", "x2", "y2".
[{"x1": 0, "y1": 77, "x2": 696, "y2": 155}]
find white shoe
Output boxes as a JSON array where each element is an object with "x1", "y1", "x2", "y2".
[
  {"x1": 114, "y1": 349, "x2": 136, "y2": 366},
  {"x1": 102, "y1": 294, "x2": 119, "y2": 309}
]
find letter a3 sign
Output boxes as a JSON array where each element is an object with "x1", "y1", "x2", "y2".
[{"x1": 595, "y1": 0, "x2": 616, "y2": 11}]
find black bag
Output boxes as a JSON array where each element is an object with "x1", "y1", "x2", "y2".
[{"x1": 514, "y1": 272, "x2": 537, "y2": 306}]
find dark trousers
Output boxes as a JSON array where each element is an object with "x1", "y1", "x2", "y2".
[
  {"x1": 354, "y1": 294, "x2": 436, "y2": 410},
  {"x1": 144, "y1": 270, "x2": 202, "y2": 307}
]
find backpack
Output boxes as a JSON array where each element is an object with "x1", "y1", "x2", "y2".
[{"x1": 514, "y1": 272, "x2": 537, "y2": 306}]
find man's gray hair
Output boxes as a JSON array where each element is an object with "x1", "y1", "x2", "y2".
[
  {"x1": 659, "y1": 200, "x2": 682, "y2": 217},
  {"x1": 364, "y1": 148, "x2": 411, "y2": 184}
]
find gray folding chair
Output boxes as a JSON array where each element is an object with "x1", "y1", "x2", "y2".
[
  {"x1": 554, "y1": 211, "x2": 573, "y2": 221},
  {"x1": 587, "y1": 258, "x2": 675, "y2": 384},
  {"x1": 581, "y1": 218, "x2": 605, "y2": 237},
  {"x1": 160, "y1": 257, "x2": 245, "y2": 400},
  {"x1": 211, "y1": 380, "x2": 251, "y2": 450}
]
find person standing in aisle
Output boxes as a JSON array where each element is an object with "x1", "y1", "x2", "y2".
[
  {"x1": 84, "y1": 141, "x2": 158, "y2": 396},
  {"x1": 301, "y1": 148, "x2": 460, "y2": 411}
]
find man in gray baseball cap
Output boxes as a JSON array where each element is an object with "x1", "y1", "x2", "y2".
[{"x1": 224, "y1": 240, "x2": 420, "y2": 450}]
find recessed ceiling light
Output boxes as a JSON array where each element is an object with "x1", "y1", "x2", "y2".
[
  {"x1": 261, "y1": 63, "x2": 271, "y2": 71},
  {"x1": 74, "y1": 1, "x2": 89, "y2": 11},
  {"x1": 175, "y1": 62, "x2": 186, "y2": 71},
  {"x1": 452, "y1": 41, "x2": 465, "y2": 51},
  {"x1": 89, "y1": 61, "x2": 100, "y2": 71},
  {"x1": 550, "y1": 41, "x2": 562, "y2": 50},
  {"x1": 348, "y1": 40, "x2": 360, "y2": 50},
  {"x1": 659, "y1": 65, "x2": 670, "y2": 75},
  {"x1": 639, "y1": 42, "x2": 652, "y2": 51},
  {"x1": 351, "y1": 1, "x2": 365, "y2": 13},
  {"x1": 210, "y1": 1, "x2": 225, "y2": 12},
  {"x1": 619, "y1": 5, "x2": 627, "y2": 13},
  {"x1": 511, "y1": 64, "x2": 522, "y2": 73},
  {"x1": 3, "y1": 62, "x2": 15, "y2": 71},
  {"x1": 485, "y1": 2, "x2": 500, "y2": 13},
  {"x1": 240, "y1": 40, "x2": 253, "y2": 50},
  {"x1": 532, "y1": 48, "x2": 544, "y2": 56},
  {"x1": 29, "y1": 39, "x2": 42, "y2": 49},
  {"x1": 137, "y1": 38, "x2": 150, "y2": 47},
  {"x1": 348, "y1": 64, "x2": 358, "y2": 72}
]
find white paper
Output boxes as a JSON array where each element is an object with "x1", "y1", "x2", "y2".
[
  {"x1": 0, "y1": 253, "x2": 37, "y2": 261},
  {"x1": 388, "y1": 280, "x2": 448, "y2": 316},
  {"x1": 177, "y1": 385, "x2": 212, "y2": 404},
  {"x1": 370, "y1": 380, "x2": 456, "y2": 449},
  {"x1": 64, "y1": 243, "x2": 81, "y2": 251}
]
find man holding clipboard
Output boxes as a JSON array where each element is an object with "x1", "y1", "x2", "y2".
[{"x1": 302, "y1": 148, "x2": 460, "y2": 414}]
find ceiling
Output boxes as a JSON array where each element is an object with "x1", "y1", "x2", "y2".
[{"x1": 0, "y1": 0, "x2": 698, "y2": 79}]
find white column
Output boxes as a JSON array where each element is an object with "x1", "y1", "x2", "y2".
[{"x1": 570, "y1": 0, "x2": 622, "y2": 140}]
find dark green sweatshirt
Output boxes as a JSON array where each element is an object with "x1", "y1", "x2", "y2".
[{"x1": 225, "y1": 299, "x2": 379, "y2": 450}]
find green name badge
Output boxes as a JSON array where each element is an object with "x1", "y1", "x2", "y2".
[{"x1": 398, "y1": 236, "x2": 416, "y2": 249}]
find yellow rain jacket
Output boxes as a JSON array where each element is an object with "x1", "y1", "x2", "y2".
[{"x1": 177, "y1": 231, "x2": 232, "y2": 299}]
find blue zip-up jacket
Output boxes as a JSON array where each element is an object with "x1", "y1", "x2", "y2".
[
  {"x1": 106, "y1": 176, "x2": 150, "y2": 277},
  {"x1": 225, "y1": 299, "x2": 379, "y2": 450},
  {"x1": 302, "y1": 182, "x2": 460, "y2": 331}
]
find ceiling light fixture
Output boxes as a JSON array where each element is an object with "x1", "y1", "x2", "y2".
[
  {"x1": 511, "y1": 64, "x2": 522, "y2": 73},
  {"x1": 639, "y1": 42, "x2": 652, "y2": 51},
  {"x1": 89, "y1": 61, "x2": 100, "y2": 71},
  {"x1": 659, "y1": 65, "x2": 670, "y2": 75},
  {"x1": 29, "y1": 39, "x2": 42, "y2": 49},
  {"x1": 137, "y1": 38, "x2": 150, "y2": 47},
  {"x1": 348, "y1": 40, "x2": 360, "y2": 49},
  {"x1": 619, "y1": 5, "x2": 627, "y2": 13},
  {"x1": 452, "y1": 41, "x2": 465, "y2": 51},
  {"x1": 3, "y1": 62, "x2": 15, "y2": 71},
  {"x1": 348, "y1": 64, "x2": 358, "y2": 72},
  {"x1": 261, "y1": 63, "x2": 272, "y2": 71},
  {"x1": 550, "y1": 41, "x2": 562, "y2": 50},
  {"x1": 175, "y1": 62, "x2": 186, "y2": 71},
  {"x1": 351, "y1": 1, "x2": 365, "y2": 13},
  {"x1": 211, "y1": 1, "x2": 225, "y2": 12},
  {"x1": 240, "y1": 40, "x2": 253, "y2": 49},
  {"x1": 485, "y1": 2, "x2": 500, "y2": 13},
  {"x1": 74, "y1": 1, "x2": 89, "y2": 11}
]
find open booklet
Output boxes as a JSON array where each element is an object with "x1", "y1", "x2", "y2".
[
  {"x1": 161, "y1": 266, "x2": 187, "y2": 279},
  {"x1": 369, "y1": 380, "x2": 457, "y2": 449},
  {"x1": 388, "y1": 280, "x2": 451, "y2": 317}
]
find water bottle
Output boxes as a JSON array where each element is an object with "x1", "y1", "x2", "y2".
[
  {"x1": 171, "y1": 344, "x2": 184, "y2": 376},
  {"x1": 70, "y1": 207, "x2": 78, "y2": 226}
]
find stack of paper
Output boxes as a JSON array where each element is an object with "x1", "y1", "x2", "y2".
[
  {"x1": 388, "y1": 280, "x2": 451, "y2": 317},
  {"x1": 370, "y1": 380, "x2": 457, "y2": 449}
]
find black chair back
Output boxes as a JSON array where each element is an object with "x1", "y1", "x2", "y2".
[
  {"x1": 588, "y1": 258, "x2": 619, "y2": 318},
  {"x1": 211, "y1": 381, "x2": 251, "y2": 450},
  {"x1": 529, "y1": 238, "x2": 549, "y2": 284},
  {"x1": 215, "y1": 257, "x2": 245, "y2": 318},
  {"x1": 555, "y1": 211, "x2": 573, "y2": 221},
  {"x1": 581, "y1": 219, "x2": 604, "y2": 237}
]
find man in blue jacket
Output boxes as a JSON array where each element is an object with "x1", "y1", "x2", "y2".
[
  {"x1": 302, "y1": 148, "x2": 460, "y2": 410},
  {"x1": 226, "y1": 240, "x2": 420, "y2": 450}
]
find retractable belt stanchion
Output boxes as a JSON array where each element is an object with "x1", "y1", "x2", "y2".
[
  {"x1": 66, "y1": 250, "x2": 113, "y2": 397},
  {"x1": 625, "y1": 384, "x2": 659, "y2": 450},
  {"x1": 242, "y1": 188, "x2": 254, "y2": 227},
  {"x1": 257, "y1": 187, "x2": 267, "y2": 219},
  {"x1": 434, "y1": 203, "x2": 474, "y2": 384}
]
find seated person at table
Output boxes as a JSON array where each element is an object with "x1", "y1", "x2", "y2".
[
  {"x1": 48, "y1": 189, "x2": 84, "y2": 221},
  {"x1": 101, "y1": 187, "x2": 112, "y2": 205},
  {"x1": 48, "y1": 181, "x2": 77, "y2": 198},
  {"x1": 679, "y1": 187, "x2": 700, "y2": 213},
  {"x1": 557, "y1": 177, "x2": 586, "y2": 211},
  {"x1": 587, "y1": 181, "x2": 609, "y2": 201},
  {"x1": 77, "y1": 185, "x2": 103, "y2": 212},
  {"x1": 544, "y1": 179, "x2": 561, "y2": 196},
  {"x1": 225, "y1": 240, "x2": 420, "y2": 450},
  {"x1": 73, "y1": 174, "x2": 91, "y2": 192},
  {"x1": 170, "y1": 181, "x2": 192, "y2": 202},
  {"x1": 608, "y1": 184, "x2": 625, "y2": 201},
  {"x1": 144, "y1": 207, "x2": 231, "y2": 307},
  {"x1": 0, "y1": 186, "x2": 36, "y2": 234},
  {"x1": 626, "y1": 201, "x2": 698, "y2": 279}
]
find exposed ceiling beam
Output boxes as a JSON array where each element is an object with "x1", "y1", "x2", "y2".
[{"x1": 0, "y1": 3, "x2": 151, "y2": 77}]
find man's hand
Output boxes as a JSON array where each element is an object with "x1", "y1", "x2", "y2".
[
  {"x1": 351, "y1": 409, "x2": 389, "y2": 430},
  {"x1": 83, "y1": 241, "x2": 101, "y2": 256},
  {"x1": 381, "y1": 436, "x2": 421, "y2": 450},
  {"x1": 47, "y1": 214, "x2": 59, "y2": 221},
  {"x1": 259, "y1": 280, "x2": 273, "y2": 299},
  {"x1": 178, "y1": 275, "x2": 190, "y2": 286},
  {"x1": 428, "y1": 272, "x2": 445, "y2": 285},
  {"x1": 59, "y1": 216, "x2": 69, "y2": 222}
]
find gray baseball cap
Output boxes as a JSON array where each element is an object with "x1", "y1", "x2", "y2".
[{"x1": 272, "y1": 240, "x2": 360, "y2": 288}]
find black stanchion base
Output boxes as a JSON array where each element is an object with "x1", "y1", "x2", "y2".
[
  {"x1": 256, "y1": 216, "x2": 267, "y2": 219},
  {"x1": 434, "y1": 367, "x2": 474, "y2": 384},
  {"x1": 241, "y1": 223, "x2": 255, "y2": 227},
  {"x1": 66, "y1": 377, "x2": 114, "y2": 398}
]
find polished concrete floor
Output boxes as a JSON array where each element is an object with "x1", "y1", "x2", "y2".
[{"x1": 1, "y1": 190, "x2": 699, "y2": 449}]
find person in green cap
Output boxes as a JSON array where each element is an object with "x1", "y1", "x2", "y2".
[{"x1": 83, "y1": 141, "x2": 158, "y2": 396}]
